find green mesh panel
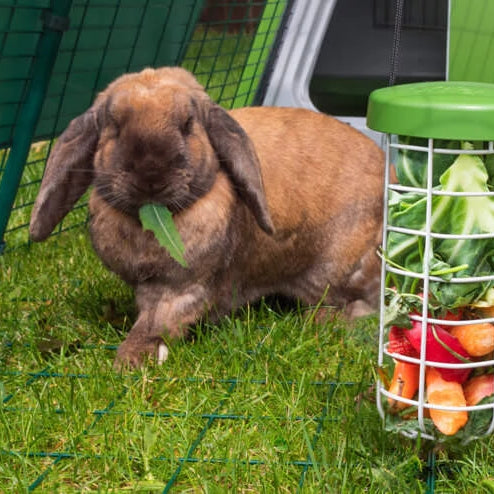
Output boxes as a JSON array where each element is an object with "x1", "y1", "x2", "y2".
[{"x1": 0, "y1": 0, "x2": 287, "y2": 252}]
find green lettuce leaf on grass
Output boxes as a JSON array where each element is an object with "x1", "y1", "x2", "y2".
[
  {"x1": 139, "y1": 204, "x2": 187, "y2": 267},
  {"x1": 386, "y1": 150, "x2": 494, "y2": 308}
]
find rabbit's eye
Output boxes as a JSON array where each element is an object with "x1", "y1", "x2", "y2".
[
  {"x1": 104, "y1": 115, "x2": 120, "y2": 139},
  {"x1": 181, "y1": 116, "x2": 194, "y2": 136}
]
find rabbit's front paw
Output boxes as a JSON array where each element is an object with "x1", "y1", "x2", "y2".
[{"x1": 114, "y1": 338, "x2": 168, "y2": 370}]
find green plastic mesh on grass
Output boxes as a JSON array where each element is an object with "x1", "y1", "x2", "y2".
[
  {"x1": 0, "y1": 324, "x2": 440, "y2": 492},
  {"x1": 0, "y1": 0, "x2": 288, "y2": 252},
  {"x1": 0, "y1": 328, "x2": 349, "y2": 491}
]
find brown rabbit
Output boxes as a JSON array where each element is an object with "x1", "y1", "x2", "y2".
[{"x1": 30, "y1": 67, "x2": 385, "y2": 368}]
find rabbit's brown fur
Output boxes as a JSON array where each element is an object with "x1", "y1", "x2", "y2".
[{"x1": 30, "y1": 67, "x2": 385, "y2": 368}]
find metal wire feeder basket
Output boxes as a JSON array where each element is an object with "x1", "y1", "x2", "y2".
[{"x1": 367, "y1": 81, "x2": 494, "y2": 442}]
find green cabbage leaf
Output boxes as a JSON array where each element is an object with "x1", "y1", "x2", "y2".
[
  {"x1": 386, "y1": 151, "x2": 494, "y2": 307},
  {"x1": 395, "y1": 136, "x2": 494, "y2": 188}
]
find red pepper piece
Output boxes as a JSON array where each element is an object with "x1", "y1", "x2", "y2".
[
  {"x1": 436, "y1": 309, "x2": 465, "y2": 330},
  {"x1": 404, "y1": 320, "x2": 471, "y2": 383},
  {"x1": 388, "y1": 326, "x2": 419, "y2": 358}
]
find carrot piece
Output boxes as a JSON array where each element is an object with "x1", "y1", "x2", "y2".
[
  {"x1": 450, "y1": 322, "x2": 494, "y2": 357},
  {"x1": 426, "y1": 367, "x2": 468, "y2": 435},
  {"x1": 463, "y1": 374, "x2": 494, "y2": 406},
  {"x1": 387, "y1": 360, "x2": 420, "y2": 411}
]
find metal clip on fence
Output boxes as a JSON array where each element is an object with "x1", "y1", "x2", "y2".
[{"x1": 367, "y1": 81, "x2": 494, "y2": 442}]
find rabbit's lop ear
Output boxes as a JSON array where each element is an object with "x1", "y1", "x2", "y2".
[
  {"x1": 30, "y1": 109, "x2": 99, "y2": 241},
  {"x1": 207, "y1": 104, "x2": 274, "y2": 234}
]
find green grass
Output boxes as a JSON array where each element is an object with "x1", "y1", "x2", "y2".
[{"x1": 1, "y1": 232, "x2": 494, "y2": 492}]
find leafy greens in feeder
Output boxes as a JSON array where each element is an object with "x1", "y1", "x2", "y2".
[
  {"x1": 386, "y1": 146, "x2": 494, "y2": 308},
  {"x1": 383, "y1": 143, "x2": 494, "y2": 439},
  {"x1": 395, "y1": 137, "x2": 494, "y2": 189}
]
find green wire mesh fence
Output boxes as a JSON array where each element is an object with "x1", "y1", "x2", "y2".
[
  {"x1": 0, "y1": 0, "x2": 288, "y2": 253},
  {"x1": 0, "y1": 335, "x2": 347, "y2": 491}
]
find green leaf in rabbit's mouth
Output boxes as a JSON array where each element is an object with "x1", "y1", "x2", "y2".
[{"x1": 139, "y1": 204, "x2": 187, "y2": 267}]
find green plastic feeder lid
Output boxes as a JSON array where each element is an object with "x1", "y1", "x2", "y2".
[{"x1": 366, "y1": 81, "x2": 494, "y2": 140}]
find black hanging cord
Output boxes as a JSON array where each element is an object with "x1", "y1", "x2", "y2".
[{"x1": 388, "y1": 0, "x2": 405, "y2": 86}]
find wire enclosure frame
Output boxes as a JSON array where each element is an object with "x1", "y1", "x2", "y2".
[
  {"x1": 0, "y1": 0, "x2": 288, "y2": 252},
  {"x1": 377, "y1": 135, "x2": 494, "y2": 442}
]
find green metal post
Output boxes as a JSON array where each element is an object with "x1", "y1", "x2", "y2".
[{"x1": 0, "y1": 1, "x2": 72, "y2": 253}]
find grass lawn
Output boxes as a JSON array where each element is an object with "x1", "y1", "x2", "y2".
[{"x1": 1, "y1": 232, "x2": 494, "y2": 492}]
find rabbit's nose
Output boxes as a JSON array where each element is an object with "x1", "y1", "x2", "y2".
[
  {"x1": 138, "y1": 167, "x2": 165, "y2": 188},
  {"x1": 146, "y1": 181, "x2": 166, "y2": 194}
]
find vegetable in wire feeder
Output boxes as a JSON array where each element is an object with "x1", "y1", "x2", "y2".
[
  {"x1": 385, "y1": 294, "x2": 494, "y2": 434},
  {"x1": 450, "y1": 322, "x2": 494, "y2": 357},
  {"x1": 394, "y1": 137, "x2": 455, "y2": 188},
  {"x1": 385, "y1": 292, "x2": 472, "y2": 383},
  {"x1": 387, "y1": 325, "x2": 418, "y2": 357},
  {"x1": 401, "y1": 319, "x2": 472, "y2": 383},
  {"x1": 383, "y1": 140, "x2": 494, "y2": 437},
  {"x1": 387, "y1": 143, "x2": 494, "y2": 307},
  {"x1": 139, "y1": 204, "x2": 187, "y2": 267},
  {"x1": 395, "y1": 136, "x2": 494, "y2": 190},
  {"x1": 387, "y1": 359, "x2": 420, "y2": 411},
  {"x1": 463, "y1": 374, "x2": 494, "y2": 406},
  {"x1": 426, "y1": 367, "x2": 468, "y2": 436}
]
